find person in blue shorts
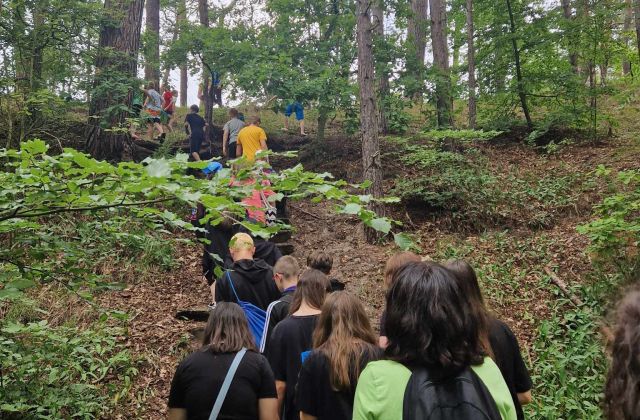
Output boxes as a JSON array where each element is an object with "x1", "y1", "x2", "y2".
[{"x1": 284, "y1": 101, "x2": 306, "y2": 136}]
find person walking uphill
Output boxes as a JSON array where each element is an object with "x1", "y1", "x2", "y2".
[
  {"x1": 215, "y1": 233, "x2": 280, "y2": 311},
  {"x1": 168, "y1": 302, "x2": 278, "y2": 420},
  {"x1": 142, "y1": 82, "x2": 165, "y2": 141},
  {"x1": 185, "y1": 105, "x2": 208, "y2": 161},
  {"x1": 237, "y1": 116, "x2": 268, "y2": 162},
  {"x1": 223, "y1": 108, "x2": 245, "y2": 159}
]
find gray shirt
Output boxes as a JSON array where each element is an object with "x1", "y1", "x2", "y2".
[
  {"x1": 145, "y1": 89, "x2": 163, "y2": 111},
  {"x1": 223, "y1": 118, "x2": 245, "y2": 144}
]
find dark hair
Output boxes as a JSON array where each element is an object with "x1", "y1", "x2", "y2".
[
  {"x1": 604, "y1": 290, "x2": 640, "y2": 419},
  {"x1": 313, "y1": 292, "x2": 378, "y2": 392},
  {"x1": 289, "y1": 269, "x2": 331, "y2": 314},
  {"x1": 307, "y1": 251, "x2": 333, "y2": 275},
  {"x1": 445, "y1": 260, "x2": 494, "y2": 359},
  {"x1": 229, "y1": 108, "x2": 239, "y2": 118},
  {"x1": 147, "y1": 81, "x2": 155, "y2": 90},
  {"x1": 190, "y1": 104, "x2": 199, "y2": 113},
  {"x1": 384, "y1": 261, "x2": 485, "y2": 377},
  {"x1": 202, "y1": 302, "x2": 256, "y2": 352},
  {"x1": 383, "y1": 251, "x2": 421, "y2": 288}
]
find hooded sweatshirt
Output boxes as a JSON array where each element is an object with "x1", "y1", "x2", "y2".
[{"x1": 215, "y1": 258, "x2": 280, "y2": 311}]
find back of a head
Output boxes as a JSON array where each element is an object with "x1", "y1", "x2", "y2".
[
  {"x1": 147, "y1": 81, "x2": 155, "y2": 90},
  {"x1": 190, "y1": 104, "x2": 199, "y2": 113},
  {"x1": 274, "y1": 255, "x2": 300, "y2": 280},
  {"x1": 445, "y1": 260, "x2": 484, "y2": 306},
  {"x1": 229, "y1": 232, "x2": 254, "y2": 251},
  {"x1": 202, "y1": 302, "x2": 256, "y2": 352},
  {"x1": 307, "y1": 251, "x2": 333, "y2": 275},
  {"x1": 249, "y1": 115, "x2": 261, "y2": 125},
  {"x1": 384, "y1": 251, "x2": 421, "y2": 288},
  {"x1": 313, "y1": 292, "x2": 378, "y2": 391},
  {"x1": 229, "y1": 108, "x2": 239, "y2": 118},
  {"x1": 385, "y1": 261, "x2": 484, "y2": 376},
  {"x1": 289, "y1": 268, "x2": 331, "y2": 314},
  {"x1": 605, "y1": 290, "x2": 640, "y2": 419}
]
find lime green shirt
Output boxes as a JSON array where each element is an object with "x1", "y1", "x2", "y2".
[{"x1": 353, "y1": 358, "x2": 517, "y2": 420}]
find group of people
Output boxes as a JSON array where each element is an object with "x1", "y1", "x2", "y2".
[
  {"x1": 130, "y1": 82, "x2": 177, "y2": 142},
  {"x1": 168, "y1": 238, "x2": 536, "y2": 420}
]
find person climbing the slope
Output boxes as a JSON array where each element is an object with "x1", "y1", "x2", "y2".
[
  {"x1": 237, "y1": 116, "x2": 269, "y2": 163},
  {"x1": 142, "y1": 81, "x2": 165, "y2": 142},
  {"x1": 283, "y1": 101, "x2": 306, "y2": 136}
]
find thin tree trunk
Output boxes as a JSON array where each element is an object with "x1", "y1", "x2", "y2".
[
  {"x1": 623, "y1": 0, "x2": 633, "y2": 75},
  {"x1": 634, "y1": 0, "x2": 640, "y2": 62},
  {"x1": 198, "y1": 0, "x2": 214, "y2": 138},
  {"x1": 371, "y1": 1, "x2": 389, "y2": 134},
  {"x1": 466, "y1": 0, "x2": 477, "y2": 129},
  {"x1": 506, "y1": 0, "x2": 532, "y2": 129},
  {"x1": 144, "y1": 0, "x2": 160, "y2": 86},
  {"x1": 317, "y1": 108, "x2": 329, "y2": 142},
  {"x1": 406, "y1": 0, "x2": 428, "y2": 100},
  {"x1": 356, "y1": 0, "x2": 385, "y2": 243},
  {"x1": 561, "y1": 0, "x2": 579, "y2": 73},
  {"x1": 85, "y1": 0, "x2": 146, "y2": 161},
  {"x1": 178, "y1": 0, "x2": 188, "y2": 107},
  {"x1": 430, "y1": 0, "x2": 454, "y2": 127}
]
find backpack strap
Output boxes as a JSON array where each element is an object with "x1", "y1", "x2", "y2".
[
  {"x1": 208, "y1": 348, "x2": 247, "y2": 420},
  {"x1": 225, "y1": 271, "x2": 240, "y2": 302},
  {"x1": 259, "y1": 300, "x2": 281, "y2": 353}
]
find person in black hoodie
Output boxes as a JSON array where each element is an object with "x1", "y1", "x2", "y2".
[
  {"x1": 215, "y1": 233, "x2": 280, "y2": 311},
  {"x1": 261, "y1": 256, "x2": 300, "y2": 351}
]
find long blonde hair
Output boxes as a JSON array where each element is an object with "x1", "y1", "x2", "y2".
[{"x1": 312, "y1": 292, "x2": 378, "y2": 392}]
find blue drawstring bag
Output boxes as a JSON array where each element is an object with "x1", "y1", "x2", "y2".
[{"x1": 226, "y1": 271, "x2": 267, "y2": 347}]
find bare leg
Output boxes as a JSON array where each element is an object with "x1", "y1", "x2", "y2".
[
  {"x1": 300, "y1": 120, "x2": 306, "y2": 135},
  {"x1": 209, "y1": 281, "x2": 216, "y2": 303},
  {"x1": 147, "y1": 123, "x2": 154, "y2": 141},
  {"x1": 284, "y1": 116, "x2": 290, "y2": 131}
]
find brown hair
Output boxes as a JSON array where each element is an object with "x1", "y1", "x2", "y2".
[
  {"x1": 383, "y1": 252, "x2": 421, "y2": 288},
  {"x1": 313, "y1": 292, "x2": 379, "y2": 391},
  {"x1": 307, "y1": 251, "x2": 333, "y2": 275},
  {"x1": 289, "y1": 269, "x2": 331, "y2": 314},
  {"x1": 229, "y1": 108, "x2": 239, "y2": 118},
  {"x1": 147, "y1": 81, "x2": 156, "y2": 90},
  {"x1": 274, "y1": 255, "x2": 300, "y2": 280},
  {"x1": 202, "y1": 302, "x2": 257, "y2": 352},
  {"x1": 249, "y1": 115, "x2": 261, "y2": 125},
  {"x1": 604, "y1": 290, "x2": 640, "y2": 419},
  {"x1": 445, "y1": 260, "x2": 493, "y2": 359}
]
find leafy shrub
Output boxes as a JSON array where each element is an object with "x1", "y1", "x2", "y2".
[
  {"x1": 578, "y1": 167, "x2": 640, "y2": 281},
  {"x1": 384, "y1": 95, "x2": 412, "y2": 134},
  {"x1": 0, "y1": 321, "x2": 138, "y2": 419}
]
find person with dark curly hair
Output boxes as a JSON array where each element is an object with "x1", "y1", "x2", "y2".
[
  {"x1": 353, "y1": 261, "x2": 516, "y2": 420},
  {"x1": 604, "y1": 290, "x2": 640, "y2": 420}
]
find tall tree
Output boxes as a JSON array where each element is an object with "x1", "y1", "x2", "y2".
[
  {"x1": 144, "y1": 0, "x2": 160, "y2": 86},
  {"x1": 406, "y1": 0, "x2": 429, "y2": 99},
  {"x1": 85, "y1": 0, "x2": 147, "y2": 161},
  {"x1": 634, "y1": 0, "x2": 640, "y2": 60},
  {"x1": 198, "y1": 0, "x2": 214, "y2": 137},
  {"x1": 371, "y1": 1, "x2": 389, "y2": 134},
  {"x1": 356, "y1": 0, "x2": 384, "y2": 242},
  {"x1": 506, "y1": 0, "x2": 532, "y2": 128},
  {"x1": 466, "y1": 0, "x2": 477, "y2": 129},
  {"x1": 561, "y1": 0, "x2": 579, "y2": 73},
  {"x1": 429, "y1": 0, "x2": 454, "y2": 127},
  {"x1": 623, "y1": 0, "x2": 633, "y2": 75},
  {"x1": 178, "y1": 0, "x2": 188, "y2": 107}
]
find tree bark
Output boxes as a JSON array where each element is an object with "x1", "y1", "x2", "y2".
[
  {"x1": 466, "y1": 0, "x2": 477, "y2": 129},
  {"x1": 406, "y1": 0, "x2": 428, "y2": 100},
  {"x1": 144, "y1": 0, "x2": 161, "y2": 86},
  {"x1": 198, "y1": 0, "x2": 214, "y2": 138},
  {"x1": 178, "y1": 0, "x2": 188, "y2": 107},
  {"x1": 634, "y1": 0, "x2": 640, "y2": 62},
  {"x1": 506, "y1": 0, "x2": 532, "y2": 129},
  {"x1": 623, "y1": 0, "x2": 633, "y2": 75},
  {"x1": 561, "y1": 0, "x2": 579, "y2": 73},
  {"x1": 356, "y1": 0, "x2": 385, "y2": 243},
  {"x1": 371, "y1": 1, "x2": 389, "y2": 134},
  {"x1": 429, "y1": 0, "x2": 454, "y2": 127},
  {"x1": 85, "y1": 0, "x2": 146, "y2": 161}
]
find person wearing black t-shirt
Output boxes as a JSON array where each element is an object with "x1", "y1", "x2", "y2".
[
  {"x1": 306, "y1": 251, "x2": 345, "y2": 292},
  {"x1": 168, "y1": 302, "x2": 278, "y2": 420},
  {"x1": 185, "y1": 104, "x2": 208, "y2": 161},
  {"x1": 446, "y1": 260, "x2": 533, "y2": 419},
  {"x1": 297, "y1": 292, "x2": 383, "y2": 420},
  {"x1": 215, "y1": 233, "x2": 280, "y2": 311},
  {"x1": 266, "y1": 269, "x2": 331, "y2": 420}
]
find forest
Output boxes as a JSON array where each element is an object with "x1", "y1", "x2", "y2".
[{"x1": 1, "y1": 0, "x2": 640, "y2": 418}]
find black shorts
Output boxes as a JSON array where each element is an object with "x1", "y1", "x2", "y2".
[
  {"x1": 165, "y1": 110, "x2": 174, "y2": 116},
  {"x1": 227, "y1": 143, "x2": 237, "y2": 159},
  {"x1": 146, "y1": 117, "x2": 160, "y2": 124}
]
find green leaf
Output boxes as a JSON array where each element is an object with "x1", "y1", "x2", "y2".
[
  {"x1": 145, "y1": 159, "x2": 172, "y2": 178},
  {"x1": 341, "y1": 203, "x2": 361, "y2": 215},
  {"x1": 394, "y1": 233, "x2": 418, "y2": 251},
  {"x1": 370, "y1": 217, "x2": 392, "y2": 234}
]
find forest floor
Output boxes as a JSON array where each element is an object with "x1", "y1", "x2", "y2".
[{"x1": 85, "y1": 115, "x2": 640, "y2": 417}]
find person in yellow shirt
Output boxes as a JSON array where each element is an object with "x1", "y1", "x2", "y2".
[{"x1": 237, "y1": 116, "x2": 268, "y2": 162}]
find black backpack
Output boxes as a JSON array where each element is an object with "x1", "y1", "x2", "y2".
[{"x1": 403, "y1": 366, "x2": 502, "y2": 420}]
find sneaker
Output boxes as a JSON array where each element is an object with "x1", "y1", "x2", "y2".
[{"x1": 207, "y1": 302, "x2": 217, "y2": 310}]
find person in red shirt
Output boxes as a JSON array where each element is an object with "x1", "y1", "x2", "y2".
[{"x1": 162, "y1": 85, "x2": 176, "y2": 132}]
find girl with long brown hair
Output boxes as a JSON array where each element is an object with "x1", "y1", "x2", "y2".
[
  {"x1": 168, "y1": 302, "x2": 278, "y2": 420},
  {"x1": 266, "y1": 269, "x2": 331, "y2": 420},
  {"x1": 296, "y1": 292, "x2": 382, "y2": 420}
]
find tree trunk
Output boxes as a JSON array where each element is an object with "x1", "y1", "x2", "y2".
[
  {"x1": 466, "y1": 0, "x2": 477, "y2": 129},
  {"x1": 85, "y1": 0, "x2": 146, "y2": 161},
  {"x1": 144, "y1": 0, "x2": 160, "y2": 86},
  {"x1": 356, "y1": 0, "x2": 385, "y2": 243},
  {"x1": 430, "y1": 0, "x2": 454, "y2": 127},
  {"x1": 406, "y1": 0, "x2": 428, "y2": 100},
  {"x1": 371, "y1": 1, "x2": 389, "y2": 134},
  {"x1": 178, "y1": 0, "x2": 188, "y2": 107},
  {"x1": 30, "y1": 3, "x2": 44, "y2": 91},
  {"x1": 561, "y1": 0, "x2": 579, "y2": 73},
  {"x1": 198, "y1": 0, "x2": 214, "y2": 138},
  {"x1": 317, "y1": 108, "x2": 329, "y2": 142},
  {"x1": 634, "y1": 0, "x2": 640, "y2": 62},
  {"x1": 623, "y1": 0, "x2": 633, "y2": 75},
  {"x1": 506, "y1": 0, "x2": 532, "y2": 129}
]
